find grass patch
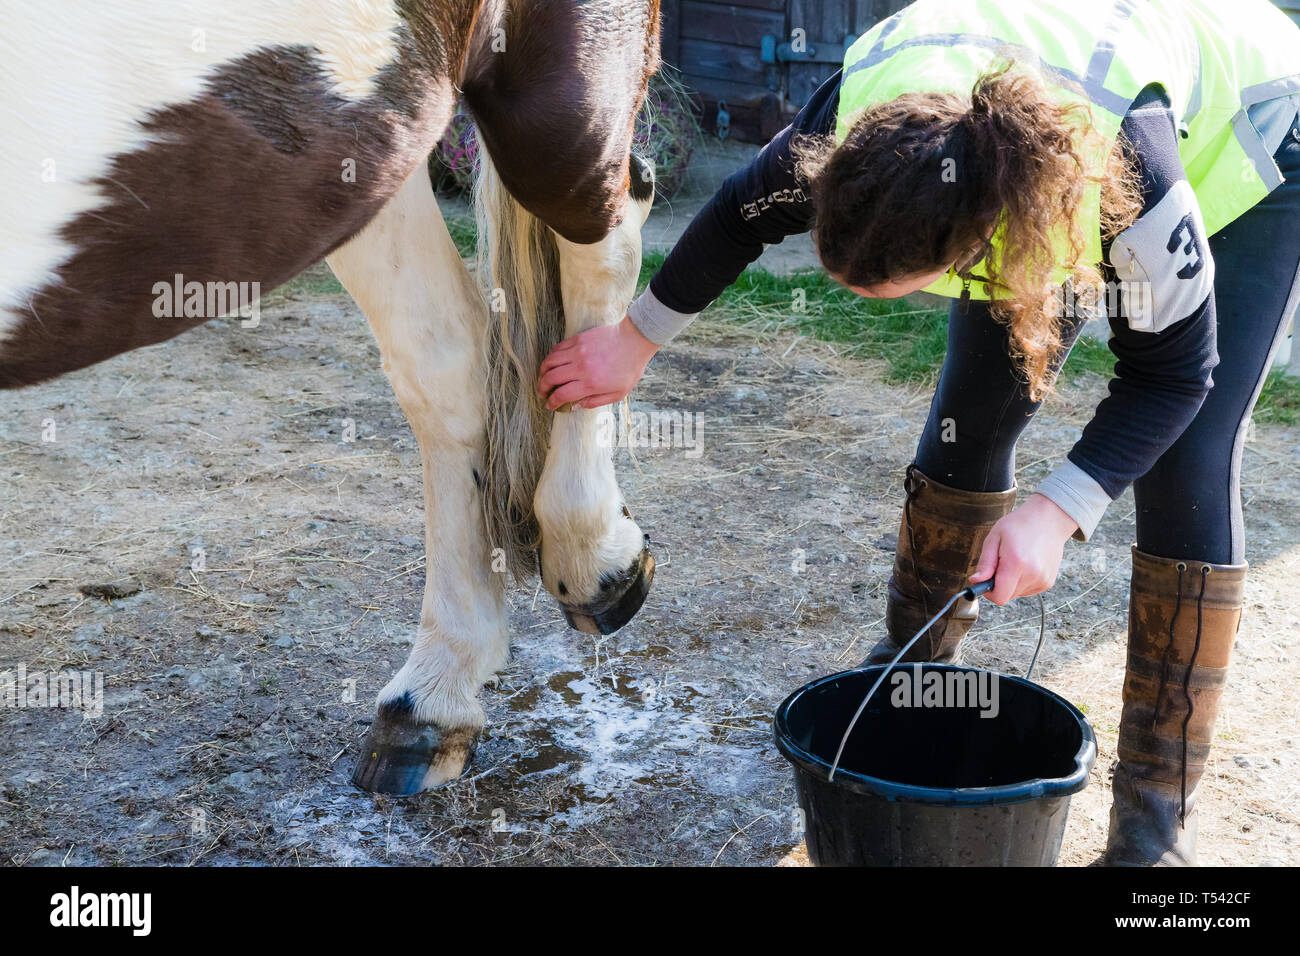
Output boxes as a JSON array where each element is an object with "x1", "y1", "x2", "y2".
[
  {"x1": 664, "y1": 257, "x2": 1298, "y2": 424},
  {"x1": 1256, "y1": 370, "x2": 1300, "y2": 425},
  {"x1": 273, "y1": 236, "x2": 1297, "y2": 424},
  {"x1": 641, "y1": 254, "x2": 950, "y2": 386},
  {"x1": 1061, "y1": 335, "x2": 1117, "y2": 379},
  {"x1": 274, "y1": 265, "x2": 343, "y2": 298},
  {"x1": 646, "y1": 255, "x2": 1116, "y2": 387},
  {"x1": 446, "y1": 214, "x2": 477, "y2": 258}
]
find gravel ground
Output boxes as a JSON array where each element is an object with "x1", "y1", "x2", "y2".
[{"x1": 2, "y1": 254, "x2": 1297, "y2": 866}]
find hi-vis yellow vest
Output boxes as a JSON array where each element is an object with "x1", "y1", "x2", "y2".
[{"x1": 836, "y1": 0, "x2": 1300, "y2": 300}]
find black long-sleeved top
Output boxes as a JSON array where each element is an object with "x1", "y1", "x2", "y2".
[
  {"x1": 627, "y1": 72, "x2": 1232, "y2": 539},
  {"x1": 641, "y1": 75, "x2": 840, "y2": 320}
]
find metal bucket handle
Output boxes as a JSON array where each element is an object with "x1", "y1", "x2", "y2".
[{"x1": 827, "y1": 578, "x2": 1048, "y2": 782}]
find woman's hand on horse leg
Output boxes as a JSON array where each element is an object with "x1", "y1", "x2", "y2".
[
  {"x1": 538, "y1": 315, "x2": 660, "y2": 411},
  {"x1": 970, "y1": 494, "x2": 1079, "y2": 606}
]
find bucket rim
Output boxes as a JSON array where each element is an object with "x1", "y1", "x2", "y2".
[{"x1": 773, "y1": 663, "x2": 1097, "y2": 807}]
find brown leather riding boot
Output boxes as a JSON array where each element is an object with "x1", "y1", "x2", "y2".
[
  {"x1": 1104, "y1": 547, "x2": 1247, "y2": 866},
  {"x1": 863, "y1": 466, "x2": 1017, "y2": 665}
]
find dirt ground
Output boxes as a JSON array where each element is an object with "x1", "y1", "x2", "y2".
[{"x1": 2, "y1": 247, "x2": 1298, "y2": 866}]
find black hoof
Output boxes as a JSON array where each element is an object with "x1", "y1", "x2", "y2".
[
  {"x1": 351, "y1": 712, "x2": 478, "y2": 795},
  {"x1": 562, "y1": 546, "x2": 655, "y2": 635}
]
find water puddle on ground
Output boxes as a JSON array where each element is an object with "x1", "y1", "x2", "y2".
[
  {"x1": 484, "y1": 631, "x2": 735, "y2": 832},
  {"x1": 265, "y1": 632, "x2": 783, "y2": 862}
]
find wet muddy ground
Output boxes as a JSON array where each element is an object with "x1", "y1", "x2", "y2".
[{"x1": 2, "y1": 259, "x2": 1297, "y2": 866}]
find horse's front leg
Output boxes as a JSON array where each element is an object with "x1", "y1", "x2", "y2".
[
  {"x1": 533, "y1": 159, "x2": 658, "y2": 634},
  {"x1": 326, "y1": 167, "x2": 506, "y2": 794}
]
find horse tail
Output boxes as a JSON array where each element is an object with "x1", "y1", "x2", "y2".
[{"x1": 475, "y1": 138, "x2": 565, "y2": 580}]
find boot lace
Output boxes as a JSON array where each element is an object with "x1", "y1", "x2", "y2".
[{"x1": 1151, "y1": 561, "x2": 1210, "y2": 825}]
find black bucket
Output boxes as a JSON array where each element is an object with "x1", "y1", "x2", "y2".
[{"x1": 774, "y1": 664, "x2": 1096, "y2": 866}]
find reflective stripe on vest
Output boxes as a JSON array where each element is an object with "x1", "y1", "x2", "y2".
[{"x1": 835, "y1": 0, "x2": 1300, "y2": 300}]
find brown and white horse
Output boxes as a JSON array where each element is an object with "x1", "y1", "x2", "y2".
[{"x1": 0, "y1": 0, "x2": 661, "y2": 793}]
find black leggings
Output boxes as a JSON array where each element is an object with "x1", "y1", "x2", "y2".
[{"x1": 915, "y1": 125, "x2": 1300, "y2": 565}]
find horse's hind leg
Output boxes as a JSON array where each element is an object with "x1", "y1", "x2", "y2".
[{"x1": 326, "y1": 166, "x2": 505, "y2": 794}]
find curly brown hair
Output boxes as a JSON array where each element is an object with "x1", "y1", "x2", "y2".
[{"x1": 797, "y1": 62, "x2": 1142, "y2": 400}]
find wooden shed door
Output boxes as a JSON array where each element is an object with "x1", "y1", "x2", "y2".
[
  {"x1": 784, "y1": 1, "x2": 884, "y2": 108},
  {"x1": 662, "y1": 0, "x2": 911, "y2": 142}
]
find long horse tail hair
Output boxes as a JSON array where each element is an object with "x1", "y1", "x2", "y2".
[{"x1": 474, "y1": 137, "x2": 565, "y2": 580}]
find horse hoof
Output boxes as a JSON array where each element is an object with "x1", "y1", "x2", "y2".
[
  {"x1": 562, "y1": 546, "x2": 655, "y2": 635},
  {"x1": 351, "y1": 713, "x2": 478, "y2": 795}
]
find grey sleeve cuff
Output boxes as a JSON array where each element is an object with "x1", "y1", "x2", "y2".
[
  {"x1": 627, "y1": 287, "x2": 699, "y2": 346},
  {"x1": 1035, "y1": 460, "x2": 1114, "y2": 543}
]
